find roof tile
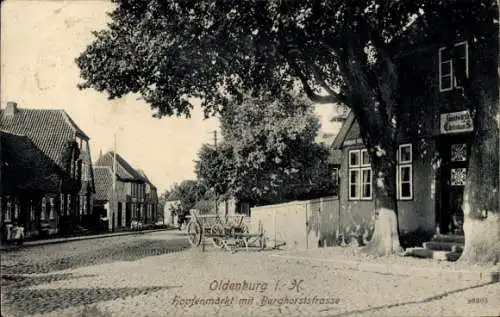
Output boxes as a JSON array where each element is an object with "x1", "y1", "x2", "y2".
[
  {"x1": 93, "y1": 166, "x2": 113, "y2": 201},
  {"x1": 0, "y1": 107, "x2": 88, "y2": 170}
]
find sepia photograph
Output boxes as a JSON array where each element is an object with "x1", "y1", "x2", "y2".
[{"x1": 0, "y1": 0, "x2": 499, "y2": 316}]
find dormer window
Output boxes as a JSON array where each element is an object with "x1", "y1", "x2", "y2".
[{"x1": 439, "y1": 41, "x2": 468, "y2": 92}]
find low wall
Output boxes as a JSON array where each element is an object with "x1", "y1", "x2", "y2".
[{"x1": 250, "y1": 196, "x2": 341, "y2": 250}]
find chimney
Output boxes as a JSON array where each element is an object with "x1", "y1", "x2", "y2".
[{"x1": 5, "y1": 101, "x2": 18, "y2": 117}]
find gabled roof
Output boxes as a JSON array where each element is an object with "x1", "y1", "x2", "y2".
[
  {"x1": 1, "y1": 131, "x2": 64, "y2": 193},
  {"x1": 93, "y1": 166, "x2": 113, "y2": 201},
  {"x1": 95, "y1": 151, "x2": 144, "y2": 182},
  {"x1": 0, "y1": 107, "x2": 89, "y2": 170},
  {"x1": 136, "y1": 169, "x2": 156, "y2": 188},
  {"x1": 331, "y1": 111, "x2": 356, "y2": 149}
]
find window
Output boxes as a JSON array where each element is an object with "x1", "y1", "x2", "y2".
[
  {"x1": 348, "y1": 149, "x2": 372, "y2": 200},
  {"x1": 397, "y1": 144, "x2": 413, "y2": 200},
  {"x1": 361, "y1": 168, "x2": 372, "y2": 199},
  {"x1": 83, "y1": 197, "x2": 88, "y2": 215},
  {"x1": 82, "y1": 162, "x2": 89, "y2": 181},
  {"x1": 60, "y1": 194, "x2": 65, "y2": 215},
  {"x1": 67, "y1": 195, "x2": 72, "y2": 216},
  {"x1": 49, "y1": 198, "x2": 55, "y2": 220},
  {"x1": 30, "y1": 201, "x2": 35, "y2": 221},
  {"x1": 79, "y1": 195, "x2": 84, "y2": 216},
  {"x1": 13, "y1": 202, "x2": 19, "y2": 220},
  {"x1": 5, "y1": 200, "x2": 12, "y2": 222},
  {"x1": 439, "y1": 41, "x2": 468, "y2": 92},
  {"x1": 349, "y1": 150, "x2": 360, "y2": 167},
  {"x1": 41, "y1": 197, "x2": 47, "y2": 221}
]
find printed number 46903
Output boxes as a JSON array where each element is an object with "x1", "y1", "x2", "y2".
[{"x1": 467, "y1": 297, "x2": 488, "y2": 304}]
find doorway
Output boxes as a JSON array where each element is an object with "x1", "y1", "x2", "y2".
[
  {"x1": 117, "y1": 202, "x2": 123, "y2": 227},
  {"x1": 436, "y1": 134, "x2": 471, "y2": 235},
  {"x1": 125, "y1": 203, "x2": 131, "y2": 227}
]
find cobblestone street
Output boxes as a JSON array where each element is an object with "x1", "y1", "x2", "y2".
[
  {"x1": 0, "y1": 231, "x2": 189, "y2": 316},
  {"x1": 1, "y1": 231, "x2": 498, "y2": 317}
]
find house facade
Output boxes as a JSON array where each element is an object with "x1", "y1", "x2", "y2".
[
  {"x1": 94, "y1": 152, "x2": 158, "y2": 231},
  {"x1": 332, "y1": 30, "x2": 497, "y2": 239},
  {"x1": 136, "y1": 169, "x2": 159, "y2": 225},
  {"x1": 0, "y1": 102, "x2": 96, "y2": 239}
]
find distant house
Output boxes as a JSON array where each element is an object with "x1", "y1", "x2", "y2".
[
  {"x1": 136, "y1": 169, "x2": 159, "y2": 225},
  {"x1": 94, "y1": 152, "x2": 158, "y2": 230},
  {"x1": 0, "y1": 102, "x2": 96, "y2": 238},
  {"x1": 163, "y1": 200, "x2": 181, "y2": 226}
]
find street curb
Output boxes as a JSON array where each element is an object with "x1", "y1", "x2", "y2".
[
  {"x1": 271, "y1": 253, "x2": 500, "y2": 283},
  {"x1": 0, "y1": 228, "x2": 172, "y2": 251}
]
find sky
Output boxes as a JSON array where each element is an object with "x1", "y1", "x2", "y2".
[{"x1": 1, "y1": 0, "x2": 340, "y2": 193}]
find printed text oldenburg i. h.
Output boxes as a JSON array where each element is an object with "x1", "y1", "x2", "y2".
[{"x1": 209, "y1": 280, "x2": 268, "y2": 292}]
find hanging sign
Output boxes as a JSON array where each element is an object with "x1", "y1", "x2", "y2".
[{"x1": 440, "y1": 110, "x2": 473, "y2": 134}]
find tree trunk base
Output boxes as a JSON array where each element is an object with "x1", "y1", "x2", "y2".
[
  {"x1": 459, "y1": 213, "x2": 500, "y2": 265},
  {"x1": 361, "y1": 208, "x2": 403, "y2": 256}
]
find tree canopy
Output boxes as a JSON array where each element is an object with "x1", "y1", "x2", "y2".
[
  {"x1": 163, "y1": 180, "x2": 207, "y2": 217},
  {"x1": 77, "y1": 0, "x2": 498, "y2": 259},
  {"x1": 77, "y1": 0, "x2": 494, "y2": 118},
  {"x1": 195, "y1": 96, "x2": 334, "y2": 205}
]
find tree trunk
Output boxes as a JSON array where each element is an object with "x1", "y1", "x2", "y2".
[
  {"x1": 337, "y1": 38, "x2": 403, "y2": 256},
  {"x1": 361, "y1": 142, "x2": 403, "y2": 256},
  {"x1": 460, "y1": 105, "x2": 500, "y2": 264},
  {"x1": 459, "y1": 10, "x2": 500, "y2": 264}
]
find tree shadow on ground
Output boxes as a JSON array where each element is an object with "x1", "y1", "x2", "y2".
[
  {"x1": 1, "y1": 239, "x2": 188, "y2": 274},
  {"x1": 1, "y1": 273, "x2": 96, "y2": 289},
  {"x1": 3, "y1": 285, "x2": 180, "y2": 316},
  {"x1": 320, "y1": 281, "x2": 496, "y2": 316}
]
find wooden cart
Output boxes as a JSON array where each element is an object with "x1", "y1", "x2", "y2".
[{"x1": 185, "y1": 212, "x2": 266, "y2": 252}]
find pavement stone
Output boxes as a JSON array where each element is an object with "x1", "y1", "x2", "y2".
[
  {"x1": 1, "y1": 235, "x2": 499, "y2": 317},
  {"x1": 275, "y1": 247, "x2": 500, "y2": 282},
  {"x1": 0, "y1": 228, "x2": 171, "y2": 251}
]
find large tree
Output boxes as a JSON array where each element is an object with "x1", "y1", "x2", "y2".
[
  {"x1": 195, "y1": 96, "x2": 334, "y2": 206},
  {"x1": 77, "y1": 0, "x2": 498, "y2": 259},
  {"x1": 458, "y1": 3, "x2": 500, "y2": 265}
]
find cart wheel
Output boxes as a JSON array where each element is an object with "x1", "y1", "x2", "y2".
[
  {"x1": 210, "y1": 223, "x2": 225, "y2": 248},
  {"x1": 238, "y1": 223, "x2": 249, "y2": 234},
  {"x1": 236, "y1": 238, "x2": 248, "y2": 252},
  {"x1": 187, "y1": 220, "x2": 202, "y2": 247}
]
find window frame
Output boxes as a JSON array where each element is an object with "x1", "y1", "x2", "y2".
[
  {"x1": 361, "y1": 149, "x2": 370, "y2": 166},
  {"x1": 348, "y1": 169, "x2": 360, "y2": 200},
  {"x1": 396, "y1": 143, "x2": 413, "y2": 200},
  {"x1": 348, "y1": 149, "x2": 373, "y2": 201},
  {"x1": 66, "y1": 195, "x2": 71, "y2": 216},
  {"x1": 349, "y1": 150, "x2": 361, "y2": 168},
  {"x1": 5, "y1": 200, "x2": 12, "y2": 222},
  {"x1": 49, "y1": 198, "x2": 55, "y2": 220},
  {"x1": 360, "y1": 167, "x2": 373, "y2": 200},
  {"x1": 41, "y1": 197, "x2": 47, "y2": 221},
  {"x1": 439, "y1": 41, "x2": 469, "y2": 92}
]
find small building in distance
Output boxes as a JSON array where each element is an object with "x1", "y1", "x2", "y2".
[{"x1": 93, "y1": 151, "x2": 158, "y2": 231}]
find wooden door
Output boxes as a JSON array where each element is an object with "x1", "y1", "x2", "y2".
[{"x1": 438, "y1": 136, "x2": 470, "y2": 234}]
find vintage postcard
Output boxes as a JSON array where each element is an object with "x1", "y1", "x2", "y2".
[{"x1": 1, "y1": 1, "x2": 499, "y2": 316}]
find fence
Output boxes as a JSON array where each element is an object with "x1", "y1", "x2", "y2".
[{"x1": 250, "y1": 196, "x2": 342, "y2": 250}]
